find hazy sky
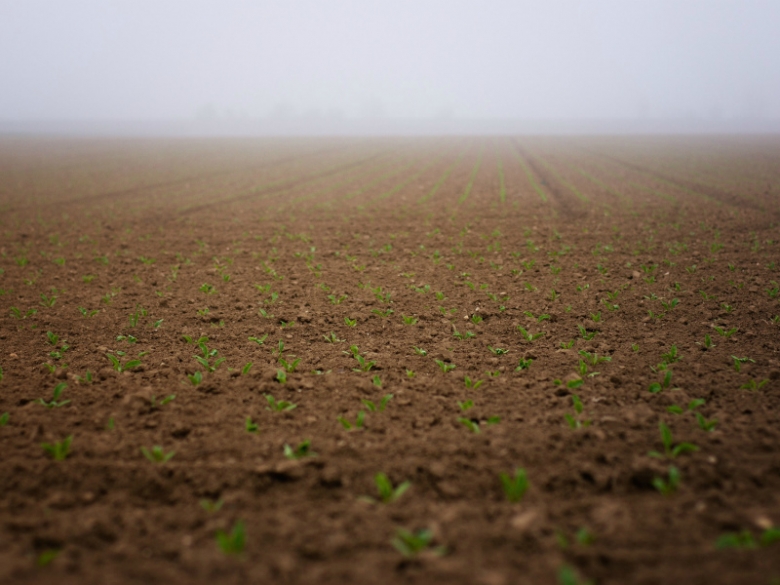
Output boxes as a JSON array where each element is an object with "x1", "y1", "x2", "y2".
[{"x1": 1, "y1": 1, "x2": 779, "y2": 121}]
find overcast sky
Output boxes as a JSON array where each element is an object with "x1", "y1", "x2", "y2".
[{"x1": 1, "y1": 1, "x2": 779, "y2": 122}]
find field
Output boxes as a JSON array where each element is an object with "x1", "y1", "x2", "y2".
[{"x1": 0, "y1": 135, "x2": 779, "y2": 585}]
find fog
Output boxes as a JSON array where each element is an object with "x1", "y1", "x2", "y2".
[{"x1": 1, "y1": 0, "x2": 779, "y2": 135}]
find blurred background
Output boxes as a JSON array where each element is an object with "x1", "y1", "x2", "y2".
[{"x1": 1, "y1": 0, "x2": 779, "y2": 135}]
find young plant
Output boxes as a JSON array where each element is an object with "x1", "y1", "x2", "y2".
[
  {"x1": 648, "y1": 422, "x2": 699, "y2": 459},
  {"x1": 413, "y1": 346, "x2": 428, "y2": 356},
  {"x1": 458, "y1": 400, "x2": 474, "y2": 411},
  {"x1": 265, "y1": 394, "x2": 297, "y2": 412},
  {"x1": 713, "y1": 325, "x2": 738, "y2": 338},
  {"x1": 731, "y1": 356, "x2": 754, "y2": 372},
  {"x1": 0, "y1": 412, "x2": 8, "y2": 427},
  {"x1": 564, "y1": 394, "x2": 591, "y2": 429},
  {"x1": 435, "y1": 359, "x2": 456, "y2": 373},
  {"x1": 577, "y1": 325, "x2": 596, "y2": 341},
  {"x1": 517, "y1": 326, "x2": 544, "y2": 342},
  {"x1": 488, "y1": 346, "x2": 509, "y2": 355},
  {"x1": 515, "y1": 358, "x2": 533, "y2": 371},
  {"x1": 648, "y1": 370, "x2": 674, "y2": 394},
  {"x1": 140, "y1": 445, "x2": 175, "y2": 464},
  {"x1": 106, "y1": 353, "x2": 141, "y2": 373},
  {"x1": 740, "y1": 378, "x2": 769, "y2": 390},
  {"x1": 37, "y1": 383, "x2": 70, "y2": 408},
  {"x1": 361, "y1": 394, "x2": 393, "y2": 412},
  {"x1": 245, "y1": 417, "x2": 259, "y2": 433},
  {"x1": 149, "y1": 394, "x2": 175, "y2": 410},
  {"x1": 216, "y1": 521, "x2": 246, "y2": 556},
  {"x1": 653, "y1": 466, "x2": 680, "y2": 496},
  {"x1": 248, "y1": 334, "x2": 268, "y2": 346},
  {"x1": 391, "y1": 528, "x2": 445, "y2": 558},
  {"x1": 401, "y1": 315, "x2": 418, "y2": 325},
  {"x1": 41, "y1": 435, "x2": 73, "y2": 461},
  {"x1": 338, "y1": 410, "x2": 366, "y2": 430},
  {"x1": 279, "y1": 357, "x2": 301, "y2": 373},
  {"x1": 323, "y1": 331, "x2": 344, "y2": 343},
  {"x1": 187, "y1": 371, "x2": 203, "y2": 386},
  {"x1": 695, "y1": 412, "x2": 718, "y2": 432},
  {"x1": 344, "y1": 317, "x2": 357, "y2": 327},
  {"x1": 283, "y1": 439, "x2": 316, "y2": 459},
  {"x1": 452, "y1": 328, "x2": 476, "y2": 340},
  {"x1": 362, "y1": 472, "x2": 411, "y2": 504},
  {"x1": 464, "y1": 375, "x2": 483, "y2": 389},
  {"x1": 499, "y1": 468, "x2": 530, "y2": 503}
]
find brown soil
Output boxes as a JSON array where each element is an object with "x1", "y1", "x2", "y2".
[{"x1": 1, "y1": 136, "x2": 779, "y2": 585}]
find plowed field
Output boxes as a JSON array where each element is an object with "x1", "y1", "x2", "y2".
[{"x1": 1, "y1": 136, "x2": 779, "y2": 585}]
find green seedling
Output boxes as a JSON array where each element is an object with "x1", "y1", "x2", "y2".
[
  {"x1": 740, "y1": 378, "x2": 769, "y2": 390},
  {"x1": 339, "y1": 409, "x2": 366, "y2": 430},
  {"x1": 265, "y1": 394, "x2": 296, "y2": 412},
  {"x1": 488, "y1": 346, "x2": 509, "y2": 355},
  {"x1": 40, "y1": 293, "x2": 57, "y2": 308},
  {"x1": 344, "y1": 317, "x2": 357, "y2": 327},
  {"x1": 695, "y1": 412, "x2": 718, "y2": 432},
  {"x1": 558, "y1": 565, "x2": 595, "y2": 585},
  {"x1": 128, "y1": 305, "x2": 148, "y2": 327},
  {"x1": 187, "y1": 371, "x2": 203, "y2": 386},
  {"x1": 258, "y1": 308, "x2": 274, "y2": 319},
  {"x1": 106, "y1": 353, "x2": 141, "y2": 373},
  {"x1": 458, "y1": 400, "x2": 474, "y2": 411},
  {"x1": 578, "y1": 350, "x2": 611, "y2": 366},
  {"x1": 245, "y1": 417, "x2": 259, "y2": 433},
  {"x1": 279, "y1": 357, "x2": 300, "y2": 373},
  {"x1": 714, "y1": 529, "x2": 780, "y2": 549},
  {"x1": 405, "y1": 369, "x2": 415, "y2": 378},
  {"x1": 667, "y1": 398, "x2": 706, "y2": 414},
  {"x1": 453, "y1": 329, "x2": 476, "y2": 340},
  {"x1": 36, "y1": 549, "x2": 60, "y2": 567},
  {"x1": 361, "y1": 394, "x2": 393, "y2": 412},
  {"x1": 517, "y1": 326, "x2": 544, "y2": 342},
  {"x1": 248, "y1": 334, "x2": 268, "y2": 345},
  {"x1": 648, "y1": 370, "x2": 674, "y2": 394},
  {"x1": 564, "y1": 394, "x2": 591, "y2": 429},
  {"x1": 401, "y1": 315, "x2": 418, "y2": 325},
  {"x1": 515, "y1": 358, "x2": 533, "y2": 371},
  {"x1": 199, "y1": 283, "x2": 215, "y2": 294},
  {"x1": 458, "y1": 417, "x2": 481, "y2": 433},
  {"x1": 149, "y1": 394, "x2": 175, "y2": 409},
  {"x1": 327, "y1": 294, "x2": 347, "y2": 305},
  {"x1": 649, "y1": 422, "x2": 699, "y2": 459},
  {"x1": 413, "y1": 346, "x2": 428, "y2": 356},
  {"x1": 391, "y1": 528, "x2": 444, "y2": 558},
  {"x1": 200, "y1": 498, "x2": 224, "y2": 512},
  {"x1": 713, "y1": 326, "x2": 738, "y2": 338},
  {"x1": 0, "y1": 412, "x2": 8, "y2": 426},
  {"x1": 661, "y1": 345, "x2": 681, "y2": 364},
  {"x1": 78, "y1": 306, "x2": 99, "y2": 317},
  {"x1": 194, "y1": 340, "x2": 225, "y2": 372},
  {"x1": 500, "y1": 468, "x2": 529, "y2": 503},
  {"x1": 10, "y1": 306, "x2": 37, "y2": 319},
  {"x1": 464, "y1": 376, "x2": 484, "y2": 389},
  {"x1": 577, "y1": 325, "x2": 596, "y2": 340},
  {"x1": 352, "y1": 353, "x2": 376, "y2": 372},
  {"x1": 560, "y1": 339, "x2": 575, "y2": 349},
  {"x1": 435, "y1": 359, "x2": 456, "y2": 373},
  {"x1": 141, "y1": 445, "x2": 175, "y2": 464},
  {"x1": 283, "y1": 439, "x2": 316, "y2": 459},
  {"x1": 216, "y1": 521, "x2": 245, "y2": 556},
  {"x1": 241, "y1": 362, "x2": 253, "y2": 375},
  {"x1": 371, "y1": 308, "x2": 394, "y2": 318},
  {"x1": 731, "y1": 356, "x2": 754, "y2": 372},
  {"x1": 371, "y1": 375, "x2": 382, "y2": 388},
  {"x1": 323, "y1": 331, "x2": 344, "y2": 343},
  {"x1": 697, "y1": 334, "x2": 716, "y2": 350},
  {"x1": 653, "y1": 466, "x2": 680, "y2": 496},
  {"x1": 0, "y1": 365, "x2": 3, "y2": 382},
  {"x1": 38, "y1": 383, "x2": 70, "y2": 408},
  {"x1": 365, "y1": 472, "x2": 411, "y2": 504},
  {"x1": 41, "y1": 435, "x2": 73, "y2": 461},
  {"x1": 660, "y1": 298, "x2": 680, "y2": 311}
]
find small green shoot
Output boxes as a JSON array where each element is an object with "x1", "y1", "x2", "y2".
[
  {"x1": 41, "y1": 435, "x2": 73, "y2": 460},
  {"x1": 141, "y1": 445, "x2": 175, "y2": 464},
  {"x1": 500, "y1": 468, "x2": 530, "y2": 503}
]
